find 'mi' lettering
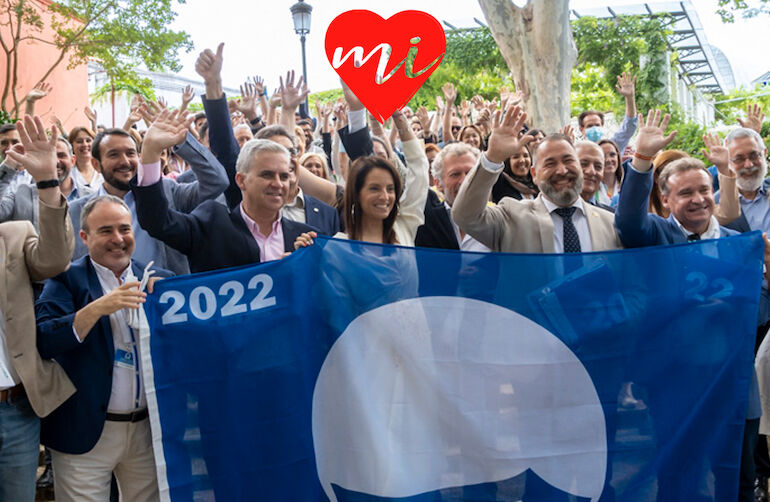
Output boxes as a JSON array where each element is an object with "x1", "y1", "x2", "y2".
[{"x1": 332, "y1": 37, "x2": 443, "y2": 84}]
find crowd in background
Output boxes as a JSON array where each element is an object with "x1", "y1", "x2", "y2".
[{"x1": 2, "y1": 39, "x2": 770, "y2": 502}]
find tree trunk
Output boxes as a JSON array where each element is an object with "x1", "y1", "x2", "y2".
[{"x1": 478, "y1": 0, "x2": 576, "y2": 133}]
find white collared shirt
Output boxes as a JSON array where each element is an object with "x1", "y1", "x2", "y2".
[
  {"x1": 282, "y1": 188, "x2": 307, "y2": 224},
  {"x1": 0, "y1": 307, "x2": 20, "y2": 389},
  {"x1": 481, "y1": 154, "x2": 593, "y2": 253},
  {"x1": 89, "y1": 260, "x2": 146, "y2": 413},
  {"x1": 444, "y1": 201, "x2": 490, "y2": 253},
  {"x1": 673, "y1": 215, "x2": 721, "y2": 241},
  {"x1": 541, "y1": 197, "x2": 594, "y2": 253}
]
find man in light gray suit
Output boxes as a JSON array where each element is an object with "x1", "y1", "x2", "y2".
[{"x1": 452, "y1": 105, "x2": 622, "y2": 253}]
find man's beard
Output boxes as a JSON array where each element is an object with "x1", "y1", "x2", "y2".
[
  {"x1": 540, "y1": 173, "x2": 583, "y2": 207},
  {"x1": 103, "y1": 165, "x2": 134, "y2": 192},
  {"x1": 735, "y1": 161, "x2": 766, "y2": 193},
  {"x1": 57, "y1": 162, "x2": 70, "y2": 183}
]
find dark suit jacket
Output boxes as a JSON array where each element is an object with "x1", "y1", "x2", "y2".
[
  {"x1": 201, "y1": 94, "x2": 339, "y2": 235},
  {"x1": 35, "y1": 257, "x2": 172, "y2": 454},
  {"x1": 615, "y1": 167, "x2": 737, "y2": 248},
  {"x1": 131, "y1": 179, "x2": 313, "y2": 273},
  {"x1": 415, "y1": 189, "x2": 459, "y2": 250},
  {"x1": 302, "y1": 192, "x2": 340, "y2": 235}
]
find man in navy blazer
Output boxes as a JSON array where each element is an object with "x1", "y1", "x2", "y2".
[
  {"x1": 132, "y1": 111, "x2": 313, "y2": 273},
  {"x1": 615, "y1": 110, "x2": 764, "y2": 502},
  {"x1": 36, "y1": 194, "x2": 171, "y2": 501},
  {"x1": 195, "y1": 44, "x2": 339, "y2": 236}
]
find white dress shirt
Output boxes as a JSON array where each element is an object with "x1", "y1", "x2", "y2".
[
  {"x1": 0, "y1": 307, "x2": 21, "y2": 389},
  {"x1": 444, "y1": 202, "x2": 490, "y2": 253},
  {"x1": 282, "y1": 189, "x2": 307, "y2": 224},
  {"x1": 79, "y1": 261, "x2": 147, "y2": 413},
  {"x1": 541, "y1": 196, "x2": 593, "y2": 253}
]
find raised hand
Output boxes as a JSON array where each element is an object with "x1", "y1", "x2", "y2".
[
  {"x1": 486, "y1": 105, "x2": 533, "y2": 164},
  {"x1": 195, "y1": 43, "x2": 224, "y2": 83},
  {"x1": 460, "y1": 100, "x2": 471, "y2": 119},
  {"x1": 5, "y1": 116, "x2": 58, "y2": 182},
  {"x1": 561, "y1": 124, "x2": 575, "y2": 144},
  {"x1": 279, "y1": 70, "x2": 309, "y2": 111},
  {"x1": 251, "y1": 75, "x2": 266, "y2": 96},
  {"x1": 268, "y1": 87, "x2": 282, "y2": 109},
  {"x1": 615, "y1": 71, "x2": 636, "y2": 98},
  {"x1": 84, "y1": 106, "x2": 97, "y2": 130},
  {"x1": 25, "y1": 82, "x2": 52, "y2": 102},
  {"x1": 441, "y1": 82, "x2": 457, "y2": 106},
  {"x1": 140, "y1": 108, "x2": 193, "y2": 164},
  {"x1": 510, "y1": 89, "x2": 524, "y2": 107},
  {"x1": 471, "y1": 95, "x2": 485, "y2": 111},
  {"x1": 235, "y1": 81, "x2": 259, "y2": 120},
  {"x1": 702, "y1": 133, "x2": 731, "y2": 176},
  {"x1": 633, "y1": 110, "x2": 677, "y2": 171},
  {"x1": 180, "y1": 85, "x2": 195, "y2": 112},
  {"x1": 737, "y1": 104, "x2": 765, "y2": 133},
  {"x1": 333, "y1": 100, "x2": 348, "y2": 130},
  {"x1": 340, "y1": 78, "x2": 363, "y2": 112},
  {"x1": 417, "y1": 106, "x2": 431, "y2": 133}
]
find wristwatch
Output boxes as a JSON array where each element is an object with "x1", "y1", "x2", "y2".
[{"x1": 36, "y1": 179, "x2": 60, "y2": 189}]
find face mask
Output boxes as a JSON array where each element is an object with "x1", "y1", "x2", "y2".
[{"x1": 585, "y1": 126, "x2": 604, "y2": 143}]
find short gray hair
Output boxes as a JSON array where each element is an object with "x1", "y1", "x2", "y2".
[
  {"x1": 236, "y1": 139, "x2": 290, "y2": 174},
  {"x1": 575, "y1": 140, "x2": 604, "y2": 159},
  {"x1": 658, "y1": 157, "x2": 709, "y2": 195},
  {"x1": 80, "y1": 195, "x2": 130, "y2": 233},
  {"x1": 56, "y1": 137, "x2": 73, "y2": 155},
  {"x1": 725, "y1": 127, "x2": 766, "y2": 151},
  {"x1": 431, "y1": 142, "x2": 481, "y2": 182}
]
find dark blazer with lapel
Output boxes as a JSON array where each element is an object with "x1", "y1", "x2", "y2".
[
  {"x1": 35, "y1": 257, "x2": 172, "y2": 454},
  {"x1": 131, "y1": 179, "x2": 313, "y2": 273},
  {"x1": 415, "y1": 189, "x2": 459, "y2": 250},
  {"x1": 303, "y1": 193, "x2": 340, "y2": 236},
  {"x1": 201, "y1": 94, "x2": 339, "y2": 236},
  {"x1": 615, "y1": 167, "x2": 737, "y2": 248}
]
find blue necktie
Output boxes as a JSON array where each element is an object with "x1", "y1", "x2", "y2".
[{"x1": 554, "y1": 207, "x2": 581, "y2": 253}]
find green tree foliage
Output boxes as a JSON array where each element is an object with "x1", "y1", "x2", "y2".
[
  {"x1": 407, "y1": 27, "x2": 513, "y2": 109},
  {"x1": 0, "y1": 0, "x2": 191, "y2": 117},
  {"x1": 713, "y1": 84, "x2": 770, "y2": 124},
  {"x1": 716, "y1": 0, "x2": 770, "y2": 22},
  {"x1": 571, "y1": 14, "x2": 672, "y2": 115}
]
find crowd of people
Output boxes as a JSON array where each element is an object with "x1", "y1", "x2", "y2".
[{"x1": 1, "y1": 38, "x2": 769, "y2": 501}]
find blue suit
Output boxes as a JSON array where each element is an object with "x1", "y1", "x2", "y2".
[
  {"x1": 35, "y1": 257, "x2": 172, "y2": 454},
  {"x1": 131, "y1": 179, "x2": 314, "y2": 273},
  {"x1": 615, "y1": 166, "x2": 738, "y2": 247},
  {"x1": 201, "y1": 94, "x2": 340, "y2": 235},
  {"x1": 69, "y1": 133, "x2": 229, "y2": 275}
]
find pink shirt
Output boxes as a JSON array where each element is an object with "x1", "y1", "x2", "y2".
[{"x1": 239, "y1": 204, "x2": 284, "y2": 262}]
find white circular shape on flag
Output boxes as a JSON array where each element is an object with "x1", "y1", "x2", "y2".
[{"x1": 312, "y1": 296, "x2": 607, "y2": 501}]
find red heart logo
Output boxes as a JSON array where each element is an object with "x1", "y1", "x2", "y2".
[{"x1": 325, "y1": 10, "x2": 446, "y2": 124}]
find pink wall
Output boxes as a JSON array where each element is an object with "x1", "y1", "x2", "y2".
[{"x1": 0, "y1": 0, "x2": 89, "y2": 131}]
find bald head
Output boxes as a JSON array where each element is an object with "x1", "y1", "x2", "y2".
[{"x1": 576, "y1": 141, "x2": 605, "y2": 202}]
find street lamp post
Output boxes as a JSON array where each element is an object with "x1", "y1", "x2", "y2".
[{"x1": 290, "y1": 0, "x2": 312, "y2": 113}]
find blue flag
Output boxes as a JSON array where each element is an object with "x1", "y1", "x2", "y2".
[{"x1": 140, "y1": 233, "x2": 764, "y2": 502}]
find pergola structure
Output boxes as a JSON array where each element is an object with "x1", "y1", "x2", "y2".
[{"x1": 569, "y1": 1, "x2": 735, "y2": 95}]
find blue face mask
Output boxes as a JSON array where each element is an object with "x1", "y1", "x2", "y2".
[{"x1": 585, "y1": 126, "x2": 604, "y2": 143}]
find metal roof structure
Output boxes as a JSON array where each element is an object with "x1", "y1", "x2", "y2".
[
  {"x1": 570, "y1": 1, "x2": 735, "y2": 94},
  {"x1": 754, "y1": 71, "x2": 770, "y2": 86}
]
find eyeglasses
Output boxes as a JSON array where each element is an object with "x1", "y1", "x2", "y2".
[{"x1": 730, "y1": 151, "x2": 763, "y2": 165}]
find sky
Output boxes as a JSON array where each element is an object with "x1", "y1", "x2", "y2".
[{"x1": 170, "y1": 0, "x2": 770, "y2": 95}]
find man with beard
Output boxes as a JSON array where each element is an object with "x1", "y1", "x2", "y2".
[
  {"x1": 0, "y1": 138, "x2": 84, "y2": 230},
  {"x1": 721, "y1": 128, "x2": 769, "y2": 232},
  {"x1": 69, "y1": 121, "x2": 228, "y2": 275},
  {"x1": 452, "y1": 105, "x2": 621, "y2": 253}
]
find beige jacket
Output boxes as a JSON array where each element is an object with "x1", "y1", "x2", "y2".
[
  {"x1": 0, "y1": 197, "x2": 75, "y2": 417},
  {"x1": 452, "y1": 162, "x2": 622, "y2": 253}
]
